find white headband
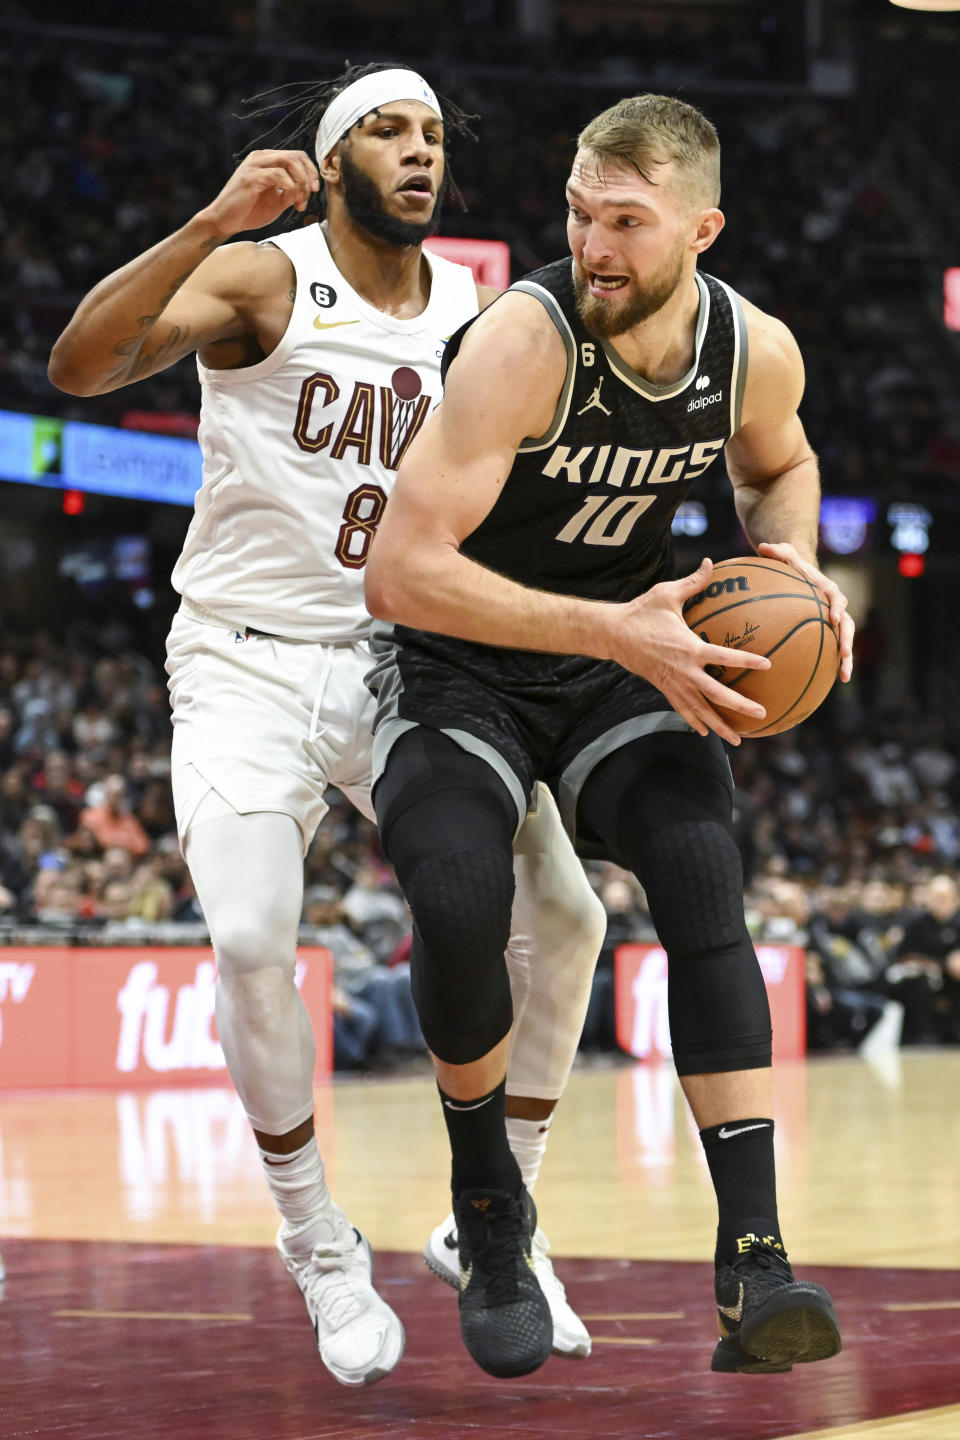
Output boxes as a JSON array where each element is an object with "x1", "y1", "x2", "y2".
[{"x1": 315, "y1": 69, "x2": 441, "y2": 167}]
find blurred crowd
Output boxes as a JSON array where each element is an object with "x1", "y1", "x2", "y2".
[
  {"x1": 3, "y1": 629, "x2": 960, "y2": 1069},
  {"x1": 2, "y1": 9, "x2": 958, "y2": 1070},
  {"x1": 0, "y1": 631, "x2": 424, "y2": 1071},
  {"x1": 1, "y1": 18, "x2": 954, "y2": 521}
]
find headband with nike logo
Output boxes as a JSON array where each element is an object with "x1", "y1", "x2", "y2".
[{"x1": 315, "y1": 69, "x2": 441, "y2": 167}]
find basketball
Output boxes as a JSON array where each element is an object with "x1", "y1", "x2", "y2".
[{"x1": 682, "y1": 556, "x2": 840, "y2": 737}]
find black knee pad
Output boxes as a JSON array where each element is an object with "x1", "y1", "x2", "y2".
[
  {"x1": 375, "y1": 728, "x2": 518, "y2": 1064},
  {"x1": 637, "y1": 818, "x2": 747, "y2": 958},
  {"x1": 407, "y1": 842, "x2": 516, "y2": 1064}
]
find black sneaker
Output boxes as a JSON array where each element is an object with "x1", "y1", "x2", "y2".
[
  {"x1": 453, "y1": 1186, "x2": 553, "y2": 1378},
  {"x1": 711, "y1": 1238, "x2": 842, "y2": 1374}
]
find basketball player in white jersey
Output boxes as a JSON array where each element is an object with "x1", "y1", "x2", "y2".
[{"x1": 48, "y1": 64, "x2": 604, "y2": 1386}]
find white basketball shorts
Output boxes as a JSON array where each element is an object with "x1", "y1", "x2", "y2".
[{"x1": 165, "y1": 605, "x2": 376, "y2": 853}]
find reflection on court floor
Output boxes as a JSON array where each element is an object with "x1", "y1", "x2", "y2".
[
  {"x1": 2, "y1": 1238, "x2": 960, "y2": 1440},
  {"x1": 2, "y1": 1053, "x2": 959, "y2": 1437}
]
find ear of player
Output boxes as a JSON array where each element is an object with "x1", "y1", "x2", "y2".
[{"x1": 683, "y1": 556, "x2": 840, "y2": 738}]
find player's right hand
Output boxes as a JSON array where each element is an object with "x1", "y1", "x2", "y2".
[
  {"x1": 197, "y1": 150, "x2": 320, "y2": 238},
  {"x1": 609, "y1": 558, "x2": 770, "y2": 746}
]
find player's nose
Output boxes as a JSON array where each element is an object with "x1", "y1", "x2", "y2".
[
  {"x1": 403, "y1": 132, "x2": 435, "y2": 165},
  {"x1": 582, "y1": 233, "x2": 616, "y2": 269}
]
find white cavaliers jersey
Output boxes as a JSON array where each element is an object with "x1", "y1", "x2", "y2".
[{"x1": 171, "y1": 222, "x2": 479, "y2": 641}]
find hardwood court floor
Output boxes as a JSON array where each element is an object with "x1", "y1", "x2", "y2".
[{"x1": 1, "y1": 1050, "x2": 958, "y2": 1439}]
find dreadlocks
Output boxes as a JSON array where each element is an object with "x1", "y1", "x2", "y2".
[{"x1": 238, "y1": 60, "x2": 478, "y2": 219}]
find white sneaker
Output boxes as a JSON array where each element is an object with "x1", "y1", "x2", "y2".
[
  {"x1": 278, "y1": 1206, "x2": 405, "y2": 1386},
  {"x1": 424, "y1": 1212, "x2": 591, "y2": 1358},
  {"x1": 859, "y1": 999, "x2": 905, "y2": 1060}
]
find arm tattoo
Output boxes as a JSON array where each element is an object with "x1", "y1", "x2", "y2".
[
  {"x1": 106, "y1": 239, "x2": 219, "y2": 384},
  {"x1": 108, "y1": 324, "x2": 193, "y2": 384}
]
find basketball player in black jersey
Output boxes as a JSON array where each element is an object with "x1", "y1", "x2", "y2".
[{"x1": 365, "y1": 94, "x2": 855, "y2": 1379}]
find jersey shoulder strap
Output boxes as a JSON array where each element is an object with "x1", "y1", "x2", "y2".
[{"x1": 440, "y1": 256, "x2": 573, "y2": 385}]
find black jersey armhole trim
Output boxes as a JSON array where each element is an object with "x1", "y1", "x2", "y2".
[
  {"x1": 510, "y1": 280, "x2": 578, "y2": 452},
  {"x1": 728, "y1": 283, "x2": 750, "y2": 433}
]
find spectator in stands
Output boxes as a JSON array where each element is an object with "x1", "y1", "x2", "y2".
[
  {"x1": 910, "y1": 720, "x2": 957, "y2": 792},
  {"x1": 78, "y1": 773, "x2": 150, "y2": 857},
  {"x1": 6, "y1": 806, "x2": 65, "y2": 906},
  {"x1": 331, "y1": 983, "x2": 381, "y2": 1073},
  {"x1": 128, "y1": 857, "x2": 175, "y2": 922},
  {"x1": 135, "y1": 779, "x2": 177, "y2": 843},
  {"x1": 850, "y1": 878, "x2": 907, "y2": 975},
  {"x1": 72, "y1": 695, "x2": 117, "y2": 754},
  {"x1": 303, "y1": 884, "x2": 423, "y2": 1066},
  {"x1": 342, "y1": 863, "x2": 409, "y2": 963},
  {"x1": 99, "y1": 878, "x2": 136, "y2": 924},
  {"x1": 805, "y1": 885, "x2": 897, "y2": 1052},
  {"x1": 887, "y1": 874, "x2": 960, "y2": 1044},
  {"x1": 30, "y1": 750, "x2": 84, "y2": 833},
  {"x1": 0, "y1": 707, "x2": 15, "y2": 771},
  {"x1": 31, "y1": 864, "x2": 82, "y2": 927},
  {"x1": 857, "y1": 743, "x2": 920, "y2": 811}
]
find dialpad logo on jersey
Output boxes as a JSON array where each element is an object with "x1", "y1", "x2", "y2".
[
  {"x1": 294, "y1": 368, "x2": 433, "y2": 471},
  {"x1": 687, "y1": 387, "x2": 723, "y2": 412},
  {"x1": 310, "y1": 281, "x2": 338, "y2": 309}
]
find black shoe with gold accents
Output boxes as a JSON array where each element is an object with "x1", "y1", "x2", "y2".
[
  {"x1": 711, "y1": 1237, "x2": 842, "y2": 1374},
  {"x1": 453, "y1": 1186, "x2": 553, "y2": 1379}
]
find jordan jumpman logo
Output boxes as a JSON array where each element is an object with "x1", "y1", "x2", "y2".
[{"x1": 577, "y1": 375, "x2": 612, "y2": 416}]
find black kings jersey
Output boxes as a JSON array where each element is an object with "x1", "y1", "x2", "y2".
[
  {"x1": 369, "y1": 257, "x2": 749, "y2": 703},
  {"x1": 448, "y1": 256, "x2": 748, "y2": 604}
]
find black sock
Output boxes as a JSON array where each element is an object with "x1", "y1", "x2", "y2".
[
  {"x1": 439, "y1": 1078, "x2": 522, "y2": 1197},
  {"x1": 699, "y1": 1118, "x2": 782, "y2": 1267}
]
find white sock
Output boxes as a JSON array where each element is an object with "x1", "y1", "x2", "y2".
[
  {"x1": 506, "y1": 1114, "x2": 552, "y2": 1194},
  {"x1": 259, "y1": 1137, "x2": 336, "y2": 1257}
]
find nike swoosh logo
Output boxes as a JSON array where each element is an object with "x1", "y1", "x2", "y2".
[
  {"x1": 718, "y1": 1282, "x2": 744, "y2": 1323},
  {"x1": 718, "y1": 1123, "x2": 771, "y2": 1140},
  {"x1": 442, "y1": 1094, "x2": 497, "y2": 1112},
  {"x1": 313, "y1": 318, "x2": 360, "y2": 331}
]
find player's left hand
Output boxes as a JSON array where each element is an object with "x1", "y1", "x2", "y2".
[{"x1": 757, "y1": 541, "x2": 854, "y2": 683}]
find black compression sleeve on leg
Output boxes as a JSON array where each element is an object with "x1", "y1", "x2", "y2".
[
  {"x1": 577, "y1": 733, "x2": 772, "y2": 1075},
  {"x1": 375, "y1": 728, "x2": 519, "y2": 1065}
]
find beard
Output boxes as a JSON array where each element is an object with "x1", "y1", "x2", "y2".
[
  {"x1": 340, "y1": 150, "x2": 446, "y2": 247},
  {"x1": 573, "y1": 241, "x2": 685, "y2": 338}
]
